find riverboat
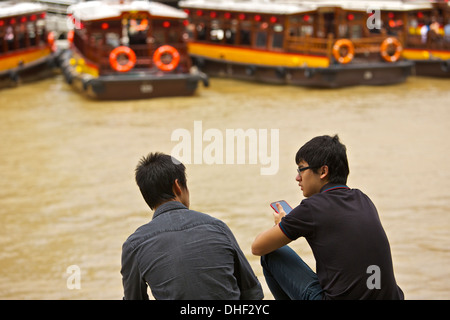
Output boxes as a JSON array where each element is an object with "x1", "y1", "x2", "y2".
[
  {"x1": 179, "y1": 0, "x2": 417, "y2": 88},
  {"x1": 59, "y1": 0, "x2": 208, "y2": 100},
  {"x1": 0, "y1": 1, "x2": 60, "y2": 89},
  {"x1": 399, "y1": 0, "x2": 450, "y2": 78}
]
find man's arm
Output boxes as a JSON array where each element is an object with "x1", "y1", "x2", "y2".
[
  {"x1": 251, "y1": 203, "x2": 292, "y2": 256},
  {"x1": 121, "y1": 242, "x2": 149, "y2": 300}
]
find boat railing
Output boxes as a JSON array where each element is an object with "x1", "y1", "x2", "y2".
[
  {"x1": 405, "y1": 34, "x2": 450, "y2": 50},
  {"x1": 285, "y1": 35, "x2": 332, "y2": 56},
  {"x1": 286, "y1": 34, "x2": 394, "y2": 60},
  {"x1": 73, "y1": 34, "x2": 190, "y2": 74}
]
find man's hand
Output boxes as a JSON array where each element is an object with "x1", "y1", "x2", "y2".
[{"x1": 273, "y1": 202, "x2": 286, "y2": 225}]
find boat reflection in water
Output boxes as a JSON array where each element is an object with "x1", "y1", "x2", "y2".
[
  {"x1": 59, "y1": 0, "x2": 209, "y2": 100},
  {"x1": 179, "y1": 0, "x2": 448, "y2": 87},
  {"x1": 0, "y1": 1, "x2": 60, "y2": 89}
]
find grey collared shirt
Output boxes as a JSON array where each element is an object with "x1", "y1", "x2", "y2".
[{"x1": 121, "y1": 201, "x2": 263, "y2": 300}]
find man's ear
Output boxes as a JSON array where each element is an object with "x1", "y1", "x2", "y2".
[
  {"x1": 320, "y1": 165, "x2": 329, "y2": 180},
  {"x1": 173, "y1": 179, "x2": 182, "y2": 196}
]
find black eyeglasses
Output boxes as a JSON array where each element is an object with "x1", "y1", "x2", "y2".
[{"x1": 297, "y1": 166, "x2": 316, "y2": 175}]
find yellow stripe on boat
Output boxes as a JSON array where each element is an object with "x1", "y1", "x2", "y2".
[
  {"x1": 0, "y1": 47, "x2": 51, "y2": 72},
  {"x1": 71, "y1": 52, "x2": 99, "y2": 77},
  {"x1": 403, "y1": 48, "x2": 450, "y2": 61},
  {"x1": 188, "y1": 42, "x2": 330, "y2": 68}
]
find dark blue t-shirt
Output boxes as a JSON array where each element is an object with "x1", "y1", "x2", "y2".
[
  {"x1": 121, "y1": 201, "x2": 263, "y2": 300},
  {"x1": 279, "y1": 184, "x2": 404, "y2": 300}
]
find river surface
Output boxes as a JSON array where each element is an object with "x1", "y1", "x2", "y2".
[{"x1": 0, "y1": 74, "x2": 449, "y2": 299}]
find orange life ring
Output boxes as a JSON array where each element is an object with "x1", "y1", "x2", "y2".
[
  {"x1": 153, "y1": 45, "x2": 180, "y2": 72},
  {"x1": 109, "y1": 46, "x2": 136, "y2": 72},
  {"x1": 380, "y1": 37, "x2": 402, "y2": 62},
  {"x1": 332, "y1": 39, "x2": 354, "y2": 64},
  {"x1": 47, "y1": 31, "x2": 56, "y2": 52},
  {"x1": 67, "y1": 30, "x2": 74, "y2": 44}
]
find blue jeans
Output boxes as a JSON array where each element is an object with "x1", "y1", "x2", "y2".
[{"x1": 261, "y1": 246, "x2": 323, "y2": 300}]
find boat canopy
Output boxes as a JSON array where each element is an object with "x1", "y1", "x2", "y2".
[
  {"x1": 0, "y1": 1, "x2": 48, "y2": 18},
  {"x1": 179, "y1": 0, "x2": 316, "y2": 15},
  {"x1": 68, "y1": 0, "x2": 187, "y2": 22},
  {"x1": 179, "y1": 0, "x2": 434, "y2": 14}
]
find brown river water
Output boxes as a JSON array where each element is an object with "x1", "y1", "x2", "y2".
[{"x1": 0, "y1": 74, "x2": 449, "y2": 299}]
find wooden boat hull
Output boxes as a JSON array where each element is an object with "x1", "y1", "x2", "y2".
[
  {"x1": 0, "y1": 51, "x2": 60, "y2": 89},
  {"x1": 403, "y1": 49, "x2": 450, "y2": 78},
  {"x1": 59, "y1": 50, "x2": 209, "y2": 100},
  {"x1": 411, "y1": 59, "x2": 450, "y2": 78},
  {"x1": 191, "y1": 56, "x2": 413, "y2": 88}
]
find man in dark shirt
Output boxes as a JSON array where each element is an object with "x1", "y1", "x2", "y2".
[
  {"x1": 252, "y1": 135, "x2": 403, "y2": 300},
  {"x1": 121, "y1": 152, "x2": 263, "y2": 300}
]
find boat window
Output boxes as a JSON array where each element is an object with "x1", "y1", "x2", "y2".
[
  {"x1": 351, "y1": 25, "x2": 362, "y2": 38},
  {"x1": 36, "y1": 19, "x2": 45, "y2": 45},
  {"x1": 302, "y1": 25, "x2": 314, "y2": 36},
  {"x1": 128, "y1": 19, "x2": 148, "y2": 45},
  {"x1": 239, "y1": 21, "x2": 252, "y2": 46},
  {"x1": 210, "y1": 19, "x2": 224, "y2": 42},
  {"x1": 255, "y1": 22, "x2": 268, "y2": 48},
  {"x1": 106, "y1": 32, "x2": 120, "y2": 48},
  {"x1": 339, "y1": 24, "x2": 363, "y2": 39},
  {"x1": 168, "y1": 28, "x2": 180, "y2": 43},
  {"x1": 5, "y1": 26, "x2": 15, "y2": 51},
  {"x1": 289, "y1": 15, "x2": 314, "y2": 37},
  {"x1": 153, "y1": 29, "x2": 165, "y2": 47},
  {"x1": 27, "y1": 21, "x2": 37, "y2": 46},
  {"x1": 185, "y1": 22, "x2": 195, "y2": 40},
  {"x1": 224, "y1": 19, "x2": 238, "y2": 45},
  {"x1": 338, "y1": 25, "x2": 347, "y2": 38},
  {"x1": 272, "y1": 23, "x2": 284, "y2": 49},
  {"x1": 196, "y1": 22, "x2": 207, "y2": 41},
  {"x1": 18, "y1": 24, "x2": 27, "y2": 49}
]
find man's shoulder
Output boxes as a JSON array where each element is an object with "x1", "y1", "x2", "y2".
[
  {"x1": 123, "y1": 207, "x2": 230, "y2": 248},
  {"x1": 186, "y1": 209, "x2": 231, "y2": 231}
]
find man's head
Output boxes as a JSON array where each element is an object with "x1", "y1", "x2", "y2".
[
  {"x1": 135, "y1": 152, "x2": 189, "y2": 210},
  {"x1": 295, "y1": 135, "x2": 349, "y2": 197}
]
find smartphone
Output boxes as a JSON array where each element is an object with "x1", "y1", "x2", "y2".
[{"x1": 270, "y1": 200, "x2": 292, "y2": 214}]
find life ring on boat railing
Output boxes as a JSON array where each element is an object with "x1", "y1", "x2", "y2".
[
  {"x1": 109, "y1": 46, "x2": 136, "y2": 72},
  {"x1": 332, "y1": 39, "x2": 354, "y2": 64},
  {"x1": 67, "y1": 30, "x2": 74, "y2": 44},
  {"x1": 47, "y1": 31, "x2": 56, "y2": 52},
  {"x1": 380, "y1": 37, "x2": 402, "y2": 63},
  {"x1": 153, "y1": 45, "x2": 180, "y2": 72}
]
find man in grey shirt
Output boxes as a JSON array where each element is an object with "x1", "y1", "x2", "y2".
[{"x1": 121, "y1": 152, "x2": 263, "y2": 300}]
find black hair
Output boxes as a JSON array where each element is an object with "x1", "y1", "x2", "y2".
[
  {"x1": 295, "y1": 135, "x2": 350, "y2": 184},
  {"x1": 135, "y1": 152, "x2": 187, "y2": 210}
]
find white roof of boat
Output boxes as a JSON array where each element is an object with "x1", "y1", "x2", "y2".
[
  {"x1": 300, "y1": 0, "x2": 434, "y2": 11},
  {"x1": 179, "y1": 0, "x2": 434, "y2": 14},
  {"x1": 0, "y1": 1, "x2": 47, "y2": 18},
  {"x1": 68, "y1": 0, "x2": 187, "y2": 21},
  {"x1": 179, "y1": 0, "x2": 317, "y2": 14}
]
